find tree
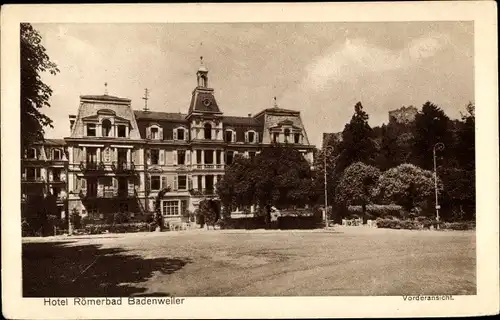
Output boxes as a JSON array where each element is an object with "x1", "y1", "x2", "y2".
[
  {"x1": 335, "y1": 162, "x2": 381, "y2": 224},
  {"x1": 374, "y1": 121, "x2": 415, "y2": 170},
  {"x1": 377, "y1": 164, "x2": 439, "y2": 214},
  {"x1": 456, "y1": 102, "x2": 475, "y2": 171},
  {"x1": 217, "y1": 145, "x2": 318, "y2": 226},
  {"x1": 413, "y1": 102, "x2": 452, "y2": 170},
  {"x1": 21, "y1": 23, "x2": 59, "y2": 150},
  {"x1": 198, "y1": 199, "x2": 219, "y2": 229},
  {"x1": 154, "y1": 186, "x2": 171, "y2": 231}
]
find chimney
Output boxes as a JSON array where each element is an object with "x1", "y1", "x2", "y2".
[
  {"x1": 248, "y1": 113, "x2": 252, "y2": 117},
  {"x1": 69, "y1": 115, "x2": 76, "y2": 130}
]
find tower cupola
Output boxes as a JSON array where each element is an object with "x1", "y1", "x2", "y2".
[{"x1": 197, "y1": 56, "x2": 209, "y2": 88}]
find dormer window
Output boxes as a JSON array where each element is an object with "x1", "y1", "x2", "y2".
[
  {"x1": 284, "y1": 128, "x2": 291, "y2": 142},
  {"x1": 225, "y1": 130, "x2": 235, "y2": 143},
  {"x1": 117, "y1": 125, "x2": 127, "y2": 138},
  {"x1": 151, "y1": 127, "x2": 159, "y2": 140},
  {"x1": 174, "y1": 127, "x2": 185, "y2": 141},
  {"x1": 204, "y1": 123, "x2": 212, "y2": 140},
  {"x1": 273, "y1": 132, "x2": 279, "y2": 143},
  {"x1": 53, "y1": 149, "x2": 62, "y2": 160},
  {"x1": 87, "y1": 124, "x2": 96, "y2": 137},
  {"x1": 27, "y1": 148, "x2": 37, "y2": 159},
  {"x1": 248, "y1": 131, "x2": 255, "y2": 143},
  {"x1": 102, "y1": 119, "x2": 112, "y2": 137},
  {"x1": 294, "y1": 133, "x2": 301, "y2": 144}
]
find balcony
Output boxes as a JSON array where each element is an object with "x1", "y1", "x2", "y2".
[
  {"x1": 79, "y1": 188, "x2": 136, "y2": 199},
  {"x1": 79, "y1": 161, "x2": 105, "y2": 172},
  {"x1": 111, "y1": 161, "x2": 135, "y2": 173},
  {"x1": 21, "y1": 176, "x2": 45, "y2": 183},
  {"x1": 193, "y1": 164, "x2": 225, "y2": 170},
  {"x1": 189, "y1": 188, "x2": 217, "y2": 197}
]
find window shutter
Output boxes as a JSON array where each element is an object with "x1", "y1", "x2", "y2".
[
  {"x1": 188, "y1": 176, "x2": 193, "y2": 190},
  {"x1": 82, "y1": 147, "x2": 87, "y2": 162},
  {"x1": 174, "y1": 176, "x2": 178, "y2": 191},
  {"x1": 255, "y1": 132, "x2": 259, "y2": 143},
  {"x1": 233, "y1": 131, "x2": 236, "y2": 143},
  {"x1": 159, "y1": 150, "x2": 165, "y2": 165},
  {"x1": 245, "y1": 132, "x2": 248, "y2": 143},
  {"x1": 159, "y1": 128, "x2": 163, "y2": 140},
  {"x1": 184, "y1": 129, "x2": 188, "y2": 141},
  {"x1": 173, "y1": 150, "x2": 178, "y2": 165},
  {"x1": 161, "y1": 176, "x2": 167, "y2": 189},
  {"x1": 146, "y1": 127, "x2": 151, "y2": 139},
  {"x1": 81, "y1": 178, "x2": 87, "y2": 191},
  {"x1": 173, "y1": 129, "x2": 177, "y2": 140},
  {"x1": 186, "y1": 151, "x2": 191, "y2": 165}
]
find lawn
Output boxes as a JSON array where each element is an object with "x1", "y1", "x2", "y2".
[{"x1": 22, "y1": 227, "x2": 476, "y2": 297}]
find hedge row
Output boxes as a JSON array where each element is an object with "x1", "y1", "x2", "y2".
[
  {"x1": 346, "y1": 204, "x2": 406, "y2": 219},
  {"x1": 375, "y1": 218, "x2": 475, "y2": 230},
  {"x1": 217, "y1": 215, "x2": 322, "y2": 230},
  {"x1": 83, "y1": 222, "x2": 157, "y2": 234}
]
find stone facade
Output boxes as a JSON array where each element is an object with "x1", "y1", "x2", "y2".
[{"x1": 60, "y1": 61, "x2": 315, "y2": 227}]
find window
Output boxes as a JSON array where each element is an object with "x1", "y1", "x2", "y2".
[
  {"x1": 151, "y1": 127, "x2": 159, "y2": 140},
  {"x1": 162, "y1": 200, "x2": 180, "y2": 216},
  {"x1": 53, "y1": 168, "x2": 62, "y2": 181},
  {"x1": 284, "y1": 128, "x2": 290, "y2": 142},
  {"x1": 176, "y1": 128, "x2": 185, "y2": 140},
  {"x1": 294, "y1": 133, "x2": 301, "y2": 144},
  {"x1": 117, "y1": 125, "x2": 127, "y2": 137},
  {"x1": 27, "y1": 148, "x2": 37, "y2": 159},
  {"x1": 248, "y1": 131, "x2": 255, "y2": 143},
  {"x1": 87, "y1": 124, "x2": 96, "y2": 137},
  {"x1": 226, "y1": 151, "x2": 234, "y2": 165},
  {"x1": 26, "y1": 167, "x2": 40, "y2": 180},
  {"x1": 204, "y1": 123, "x2": 212, "y2": 140},
  {"x1": 102, "y1": 119, "x2": 112, "y2": 137},
  {"x1": 178, "y1": 175, "x2": 187, "y2": 190},
  {"x1": 150, "y1": 176, "x2": 161, "y2": 191},
  {"x1": 177, "y1": 150, "x2": 186, "y2": 165},
  {"x1": 273, "y1": 132, "x2": 279, "y2": 143},
  {"x1": 151, "y1": 149, "x2": 159, "y2": 165},
  {"x1": 225, "y1": 130, "x2": 233, "y2": 142},
  {"x1": 53, "y1": 149, "x2": 62, "y2": 160}
]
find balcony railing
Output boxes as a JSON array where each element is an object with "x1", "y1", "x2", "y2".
[
  {"x1": 193, "y1": 164, "x2": 225, "y2": 170},
  {"x1": 79, "y1": 188, "x2": 136, "y2": 199},
  {"x1": 80, "y1": 161, "x2": 105, "y2": 172},
  {"x1": 111, "y1": 161, "x2": 135, "y2": 173},
  {"x1": 189, "y1": 188, "x2": 216, "y2": 196}
]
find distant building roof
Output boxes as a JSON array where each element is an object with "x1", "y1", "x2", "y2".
[{"x1": 33, "y1": 138, "x2": 66, "y2": 146}]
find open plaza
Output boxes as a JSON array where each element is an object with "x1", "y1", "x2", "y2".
[{"x1": 23, "y1": 227, "x2": 475, "y2": 297}]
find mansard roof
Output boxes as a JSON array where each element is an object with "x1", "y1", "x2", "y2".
[
  {"x1": 134, "y1": 110, "x2": 188, "y2": 122},
  {"x1": 222, "y1": 116, "x2": 262, "y2": 127},
  {"x1": 188, "y1": 88, "x2": 222, "y2": 115},
  {"x1": 80, "y1": 94, "x2": 131, "y2": 103}
]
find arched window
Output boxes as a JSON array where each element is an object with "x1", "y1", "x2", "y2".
[
  {"x1": 204, "y1": 123, "x2": 212, "y2": 140},
  {"x1": 102, "y1": 119, "x2": 112, "y2": 137}
]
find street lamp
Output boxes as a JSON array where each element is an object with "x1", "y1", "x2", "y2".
[
  {"x1": 433, "y1": 142, "x2": 445, "y2": 227},
  {"x1": 323, "y1": 146, "x2": 334, "y2": 229}
]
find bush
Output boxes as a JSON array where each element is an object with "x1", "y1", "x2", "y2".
[
  {"x1": 347, "y1": 204, "x2": 406, "y2": 220},
  {"x1": 375, "y1": 218, "x2": 421, "y2": 230},
  {"x1": 113, "y1": 212, "x2": 130, "y2": 224},
  {"x1": 277, "y1": 216, "x2": 322, "y2": 229},
  {"x1": 84, "y1": 222, "x2": 155, "y2": 234},
  {"x1": 217, "y1": 216, "x2": 266, "y2": 230},
  {"x1": 440, "y1": 221, "x2": 475, "y2": 230}
]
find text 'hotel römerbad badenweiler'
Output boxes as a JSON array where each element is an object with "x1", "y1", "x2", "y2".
[{"x1": 43, "y1": 297, "x2": 186, "y2": 306}]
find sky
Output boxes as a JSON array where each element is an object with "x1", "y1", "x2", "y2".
[{"x1": 34, "y1": 22, "x2": 474, "y2": 147}]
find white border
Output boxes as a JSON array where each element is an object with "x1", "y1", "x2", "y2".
[{"x1": 1, "y1": 2, "x2": 498, "y2": 319}]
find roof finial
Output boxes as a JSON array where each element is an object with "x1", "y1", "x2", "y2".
[
  {"x1": 273, "y1": 96, "x2": 278, "y2": 108},
  {"x1": 104, "y1": 82, "x2": 108, "y2": 95},
  {"x1": 142, "y1": 88, "x2": 149, "y2": 112}
]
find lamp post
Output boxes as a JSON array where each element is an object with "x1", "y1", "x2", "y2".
[
  {"x1": 433, "y1": 142, "x2": 445, "y2": 227},
  {"x1": 323, "y1": 147, "x2": 334, "y2": 229}
]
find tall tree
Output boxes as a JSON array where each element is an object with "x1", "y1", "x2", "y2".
[
  {"x1": 413, "y1": 101, "x2": 452, "y2": 170},
  {"x1": 21, "y1": 23, "x2": 59, "y2": 150},
  {"x1": 456, "y1": 102, "x2": 475, "y2": 171},
  {"x1": 336, "y1": 102, "x2": 377, "y2": 174},
  {"x1": 217, "y1": 145, "x2": 318, "y2": 225},
  {"x1": 335, "y1": 162, "x2": 380, "y2": 224}
]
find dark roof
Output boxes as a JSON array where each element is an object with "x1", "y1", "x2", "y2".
[
  {"x1": 223, "y1": 116, "x2": 262, "y2": 127},
  {"x1": 188, "y1": 88, "x2": 222, "y2": 114},
  {"x1": 134, "y1": 110, "x2": 187, "y2": 121},
  {"x1": 34, "y1": 139, "x2": 66, "y2": 146},
  {"x1": 262, "y1": 107, "x2": 300, "y2": 114},
  {"x1": 80, "y1": 94, "x2": 131, "y2": 102}
]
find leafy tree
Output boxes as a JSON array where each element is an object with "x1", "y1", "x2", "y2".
[
  {"x1": 377, "y1": 164, "x2": 439, "y2": 213},
  {"x1": 21, "y1": 23, "x2": 59, "y2": 150},
  {"x1": 413, "y1": 102, "x2": 452, "y2": 170},
  {"x1": 217, "y1": 145, "x2": 318, "y2": 226},
  {"x1": 374, "y1": 122, "x2": 415, "y2": 170},
  {"x1": 336, "y1": 102, "x2": 377, "y2": 175},
  {"x1": 198, "y1": 199, "x2": 219, "y2": 229},
  {"x1": 335, "y1": 162, "x2": 381, "y2": 224},
  {"x1": 154, "y1": 186, "x2": 171, "y2": 230},
  {"x1": 456, "y1": 102, "x2": 475, "y2": 171},
  {"x1": 439, "y1": 167, "x2": 475, "y2": 221}
]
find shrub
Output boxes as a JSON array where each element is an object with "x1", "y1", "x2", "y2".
[
  {"x1": 217, "y1": 216, "x2": 266, "y2": 230},
  {"x1": 440, "y1": 221, "x2": 475, "y2": 230},
  {"x1": 375, "y1": 218, "x2": 421, "y2": 230},
  {"x1": 277, "y1": 216, "x2": 322, "y2": 229},
  {"x1": 83, "y1": 222, "x2": 154, "y2": 234},
  {"x1": 347, "y1": 204, "x2": 406, "y2": 220},
  {"x1": 113, "y1": 212, "x2": 129, "y2": 224}
]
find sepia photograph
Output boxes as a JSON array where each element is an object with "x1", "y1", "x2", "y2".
[{"x1": 1, "y1": 2, "x2": 498, "y2": 319}]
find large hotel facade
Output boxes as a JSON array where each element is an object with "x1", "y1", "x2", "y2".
[{"x1": 22, "y1": 61, "x2": 315, "y2": 226}]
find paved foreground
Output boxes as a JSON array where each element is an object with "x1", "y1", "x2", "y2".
[{"x1": 22, "y1": 227, "x2": 476, "y2": 296}]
